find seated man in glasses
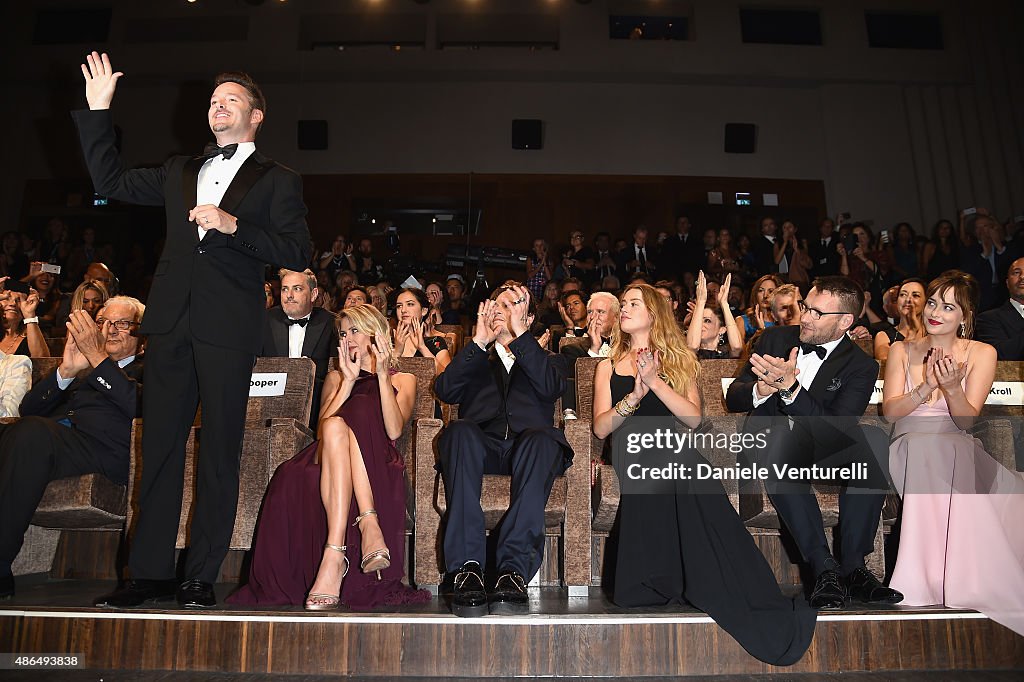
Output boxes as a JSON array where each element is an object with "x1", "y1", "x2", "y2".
[
  {"x1": 726, "y1": 277, "x2": 898, "y2": 611},
  {"x1": 0, "y1": 296, "x2": 145, "y2": 600}
]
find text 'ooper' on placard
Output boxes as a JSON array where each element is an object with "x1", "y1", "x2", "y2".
[{"x1": 250, "y1": 373, "x2": 288, "y2": 397}]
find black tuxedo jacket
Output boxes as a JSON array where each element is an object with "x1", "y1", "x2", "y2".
[
  {"x1": 962, "y1": 243, "x2": 1014, "y2": 312},
  {"x1": 261, "y1": 306, "x2": 338, "y2": 424},
  {"x1": 808, "y1": 237, "x2": 841, "y2": 278},
  {"x1": 726, "y1": 325, "x2": 878, "y2": 453},
  {"x1": 19, "y1": 356, "x2": 144, "y2": 483},
  {"x1": 976, "y1": 300, "x2": 1024, "y2": 360},
  {"x1": 434, "y1": 332, "x2": 571, "y2": 459},
  {"x1": 660, "y1": 232, "x2": 704, "y2": 280},
  {"x1": 752, "y1": 235, "x2": 779, "y2": 276},
  {"x1": 72, "y1": 109, "x2": 311, "y2": 354},
  {"x1": 614, "y1": 243, "x2": 656, "y2": 280}
]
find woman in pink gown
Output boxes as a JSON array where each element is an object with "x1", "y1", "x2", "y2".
[
  {"x1": 228, "y1": 304, "x2": 430, "y2": 610},
  {"x1": 883, "y1": 270, "x2": 1024, "y2": 636}
]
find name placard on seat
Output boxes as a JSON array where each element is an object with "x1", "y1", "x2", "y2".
[
  {"x1": 725, "y1": 378, "x2": 1024, "y2": 406},
  {"x1": 250, "y1": 372, "x2": 287, "y2": 397}
]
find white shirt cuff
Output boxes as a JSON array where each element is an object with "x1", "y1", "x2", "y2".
[
  {"x1": 781, "y1": 385, "x2": 801, "y2": 405},
  {"x1": 55, "y1": 367, "x2": 74, "y2": 390},
  {"x1": 751, "y1": 384, "x2": 772, "y2": 407}
]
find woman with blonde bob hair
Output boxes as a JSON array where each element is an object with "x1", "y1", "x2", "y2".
[
  {"x1": 592, "y1": 283, "x2": 814, "y2": 665},
  {"x1": 229, "y1": 304, "x2": 430, "y2": 611}
]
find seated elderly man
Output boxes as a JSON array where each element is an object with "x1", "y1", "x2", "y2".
[
  {"x1": 560, "y1": 291, "x2": 618, "y2": 419},
  {"x1": 0, "y1": 296, "x2": 144, "y2": 599}
]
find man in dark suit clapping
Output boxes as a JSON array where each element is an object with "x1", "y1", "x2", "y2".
[
  {"x1": 727, "y1": 276, "x2": 900, "y2": 611},
  {"x1": 262, "y1": 268, "x2": 337, "y2": 430},
  {"x1": 0, "y1": 298, "x2": 144, "y2": 600},
  {"x1": 75, "y1": 53, "x2": 311, "y2": 609},
  {"x1": 434, "y1": 283, "x2": 571, "y2": 617},
  {"x1": 976, "y1": 257, "x2": 1024, "y2": 360}
]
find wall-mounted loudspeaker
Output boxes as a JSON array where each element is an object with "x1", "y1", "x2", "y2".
[
  {"x1": 298, "y1": 120, "x2": 328, "y2": 150},
  {"x1": 512, "y1": 119, "x2": 543, "y2": 150},
  {"x1": 724, "y1": 123, "x2": 757, "y2": 154}
]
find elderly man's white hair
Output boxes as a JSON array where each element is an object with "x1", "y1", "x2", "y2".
[{"x1": 588, "y1": 291, "x2": 620, "y2": 314}]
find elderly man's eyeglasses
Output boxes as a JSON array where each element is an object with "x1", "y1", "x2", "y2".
[
  {"x1": 96, "y1": 318, "x2": 139, "y2": 331},
  {"x1": 797, "y1": 300, "x2": 847, "y2": 321}
]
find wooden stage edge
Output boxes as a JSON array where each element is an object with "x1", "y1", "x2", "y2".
[{"x1": 3, "y1": 596, "x2": 1023, "y2": 677}]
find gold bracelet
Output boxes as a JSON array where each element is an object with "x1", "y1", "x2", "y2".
[{"x1": 615, "y1": 398, "x2": 638, "y2": 417}]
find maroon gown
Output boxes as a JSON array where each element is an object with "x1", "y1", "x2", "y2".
[{"x1": 227, "y1": 370, "x2": 430, "y2": 610}]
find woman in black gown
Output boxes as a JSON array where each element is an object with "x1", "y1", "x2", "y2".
[{"x1": 592, "y1": 283, "x2": 815, "y2": 666}]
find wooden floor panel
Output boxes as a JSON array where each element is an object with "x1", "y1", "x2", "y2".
[{"x1": 2, "y1": 582, "x2": 1022, "y2": 677}]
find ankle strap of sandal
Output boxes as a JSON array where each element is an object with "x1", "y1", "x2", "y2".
[
  {"x1": 352, "y1": 509, "x2": 378, "y2": 527},
  {"x1": 324, "y1": 543, "x2": 347, "y2": 553}
]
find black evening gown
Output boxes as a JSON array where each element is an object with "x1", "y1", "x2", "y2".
[{"x1": 611, "y1": 370, "x2": 816, "y2": 666}]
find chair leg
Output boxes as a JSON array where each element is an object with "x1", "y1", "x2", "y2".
[{"x1": 11, "y1": 526, "x2": 61, "y2": 577}]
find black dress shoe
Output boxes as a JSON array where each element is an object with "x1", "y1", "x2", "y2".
[
  {"x1": 0, "y1": 573, "x2": 13, "y2": 600},
  {"x1": 489, "y1": 570, "x2": 529, "y2": 615},
  {"x1": 94, "y1": 579, "x2": 178, "y2": 608},
  {"x1": 846, "y1": 567, "x2": 903, "y2": 604},
  {"x1": 177, "y1": 578, "x2": 217, "y2": 608},
  {"x1": 450, "y1": 561, "x2": 488, "y2": 618},
  {"x1": 809, "y1": 569, "x2": 847, "y2": 610}
]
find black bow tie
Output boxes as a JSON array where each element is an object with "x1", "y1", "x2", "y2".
[
  {"x1": 286, "y1": 317, "x2": 308, "y2": 327},
  {"x1": 800, "y1": 342, "x2": 826, "y2": 359},
  {"x1": 202, "y1": 142, "x2": 239, "y2": 160}
]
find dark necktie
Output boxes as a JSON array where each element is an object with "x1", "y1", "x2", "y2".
[
  {"x1": 202, "y1": 142, "x2": 239, "y2": 160},
  {"x1": 287, "y1": 317, "x2": 308, "y2": 327},
  {"x1": 638, "y1": 246, "x2": 647, "y2": 271},
  {"x1": 800, "y1": 342, "x2": 826, "y2": 359}
]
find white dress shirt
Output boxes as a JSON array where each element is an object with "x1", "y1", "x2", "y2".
[
  {"x1": 751, "y1": 335, "x2": 844, "y2": 407},
  {"x1": 495, "y1": 342, "x2": 516, "y2": 373},
  {"x1": 56, "y1": 355, "x2": 137, "y2": 390},
  {"x1": 1010, "y1": 298, "x2": 1024, "y2": 321},
  {"x1": 196, "y1": 142, "x2": 256, "y2": 240},
  {"x1": 287, "y1": 313, "x2": 311, "y2": 358}
]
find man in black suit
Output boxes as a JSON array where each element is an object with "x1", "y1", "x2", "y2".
[
  {"x1": 434, "y1": 283, "x2": 571, "y2": 617},
  {"x1": 976, "y1": 257, "x2": 1024, "y2": 360},
  {"x1": 75, "y1": 53, "x2": 310, "y2": 608},
  {"x1": 0, "y1": 298, "x2": 144, "y2": 599},
  {"x1": 560, "y1": 291, "x2": 618, "y2": 418},
  {"x1": 615, "y1": 226, "x2": 656, "y2": 280},
  {"x1": 726, "y1": 276, "x2": 900, "y2": 610},
  {"x1": 752, "y1": 216, "x2": 780, "y2": 277},
  {"x1": 808, "y1": 218, "x2": 840, "y2": 278},
  {"x1": 262, "y1": 268, "x2": 338, "y2": 429},
  {"x1": 660, "y1": 216, "x2": 705, "y2": 283},
  {"x1": 963, "y1": 215, "x2": 1015, "y2": 312}
]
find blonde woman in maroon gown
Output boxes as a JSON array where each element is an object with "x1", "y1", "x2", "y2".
[{"x1": 229, "y1": 304, "x2": 429, "y2": 610}]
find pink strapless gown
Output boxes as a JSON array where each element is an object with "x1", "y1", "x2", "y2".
[{"x1": 889, "y1": 366, "x2": 1024, "y2": 636}]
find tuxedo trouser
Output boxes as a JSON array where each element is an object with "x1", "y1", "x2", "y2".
[
  {"x1": 439, "y1": 420, "x2": 564, "y2": 580},
  {"x1": 129, "y1": 310, "x2": 254, "y2": 584},
  {"x1": 762, "y1": 424, "x2": 888, "y2": 576},
  {"x1": 0, "y1": 418, "x2": 117, "y2": 574}
]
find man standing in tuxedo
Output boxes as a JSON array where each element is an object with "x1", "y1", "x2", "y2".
[
  {"x1": 434, "y1": 283, "x2": 571, "y2": 617},
  {"x1": 752, "y1": 216, "x2": 780, "y2": 276},
  {"x1": 615, "y1": 226, "x2": 656, "y2": 279},
  {"x1": 976, "y1": 257, "x2": 1024, "y2": 360},
  {"x1": 262, "y1": 268, "x2": 338, "y2": 429},
  {"x1": 660, "y1": 216, "x2": 704, "y2": 282},
  {"x1": 75, "y1": 53, "x2": 310, "y2": 608},
  {"x1": 726, "y1": 276, "x2": 900, "y2": 610},
  {"x1": 809, "y1": 217, "x2": 840, "y2": 278},
  {"x1": 1, "y1": 299, "x2": 144, "y2": 600}
]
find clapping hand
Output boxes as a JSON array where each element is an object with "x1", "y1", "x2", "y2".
[
  {"x1": 60, "y1": 334, "x2": 89, "y2": 378},
  {"x1": 472, "y1": 299, "x2": 501, "y2": 347},
  {"x1": 695, "y1": 271, "x2": 708, "y2": 307},
  {"x1": 370, "y1": 334, "x2": 390, "y2": 377},
  {"x1": 18, "y1": 289, "x2": 39, "y2": 319},
  {"x1": 717, "y1": 273, "x2": 732, "y2": 311},
  {"x1": 66, "y1": 310, "x2": 107, "y2": 367},
  {"x1": 338, "y1": 338, "x2": 361, "y2": 382}
]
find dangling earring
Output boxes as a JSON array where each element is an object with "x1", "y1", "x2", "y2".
[
  {"x1": 959, "y1": 322, "x2": 966, "y2": 337},
  {"x1": 718, "y1": 333, "x2": 725, "y2": 347}
]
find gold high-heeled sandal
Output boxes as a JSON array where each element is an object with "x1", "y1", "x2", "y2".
[
  {"x1": 304, "y1": 543, "x2": 348, "y2": 611},
  {"x1": 352, "y1": 509, "x2": 391, "y2": 580}
]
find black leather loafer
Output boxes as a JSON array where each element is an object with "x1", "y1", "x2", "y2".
[
  {"x1": 177, "y1": 578, "x2": 217, "y2": 609},
  {"x1": 450, "y1": 561, "x2": 488, "y2": 618},
  {"x1": 94, "y1": 579, "x2": 178, "y2": 608},
  {"x1": 489, "y1": 570, "x2": 529, "y2": 615},
  {"x1": 809, "y1": 569, "x2": 847, "y2": 610},
  {"x1": 847, "y1": 567, "x2": 903, "y2": 604}
]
